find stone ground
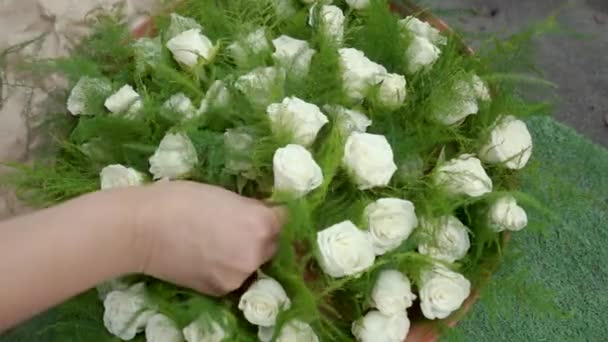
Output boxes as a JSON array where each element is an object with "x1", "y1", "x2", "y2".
[
  {"x1": 0, "y1": 0, "x2": 158, "y2": 219},
  {"x1": 429, "y1": 0, "x2": 608, "y2": 147}
]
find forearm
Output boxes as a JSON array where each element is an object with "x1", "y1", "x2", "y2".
[{"x1": 0, "y1": 189, "x2": 143, "y2": 330}]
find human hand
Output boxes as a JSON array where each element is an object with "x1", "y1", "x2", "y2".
[{"x1": 130, "y1": 181, "x2": 284, "y2": 296}]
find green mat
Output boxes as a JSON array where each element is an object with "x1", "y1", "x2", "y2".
[
  {"x1": 2, "y1": 116, "x2": 607, "y2": 341},
  {"x1": 448, "y1": 116, "x2": 608, "y2": 341}
]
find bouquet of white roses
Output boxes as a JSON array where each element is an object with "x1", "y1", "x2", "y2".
[{"x1": 6, "y1": 0, "x2": 544, "y2": 341}]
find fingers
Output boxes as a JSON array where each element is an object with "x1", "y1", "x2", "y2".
[
  {"x1": 194, "y1": 282, "x2": 225, "y2": 297},
  {"x1": 255, "y1": 206, "x2": 284, "y2": 263},
  {"x1": 260, "y1": 240, "x2": 279, "y2": 264},
  {"x1": 261, "y1": 205, "x2": 287, "y2": 236},
  {"x1": 270, "y1": 206, "x2": 288, "y2": 229},
  {"x1": 192, "y1": 238, "x2": 279, "y2": 297},
  {"x1": 257, "y1": 205, "x2": 285, "y2": 263},
  {"x1": 192, "y1": 270, "x2": 245, "y2": 297}
]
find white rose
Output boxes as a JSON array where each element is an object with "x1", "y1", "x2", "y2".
[
  {"x1": 372, "y1": 72, "x2": 407, "y2": 110},
  {"x1": 472, "y1": 75, "x2": 491, "y2": 101},
  {"x1": 317, "y1": 220, "x2": 375, "y2": 278},
  {"x1": 277, "y1": 321, "x2": 319, "y2": 342},
  {"x1": 371, "y1": 270, "x2": 417, "y2": 315},
  {"x1": 67, "y1": 77, "x2": 112, "y2": 116},
  {"x1": 163, "y1": 93, "x2": 196, "y2": 120},
  {"x1": 96, "y1": 278, "x2": 129, "y2": 300},
  {"x1": 198, "y1": 80, "x2": 231, "y2": 115},
  {"x1": 267, "y1": 96, "x2": 329, "y2": 146},
  {"x1": 149, "y1": 132, "x2": 198, "y2": 180},
  {"x1": 167, "y1": 28, "x2": 217, "y2": 68},
  {"x1": 435, "y1": 154, "x2": 493, "y2": 197},
  {"x1": 104, "y1": 84, "x2": 142, "y2": 115},
  {"x1": 228, "y1": 28, "x2": 270, "y2": 66},
  {"x1": 488, "y1": 195, "x2": 528, "y2": 232},
  {"x1": 419, "y1": 265, "x2": 471, "y2": 320},
  {"x1": 405, "y1": 36, "x2": 441, "y2": 74},
  {"x1": 397, "y1": 156, "x2": 424, "y2": 181},
  {"x1": 146, "y1": 314, "x2": 184, "y2": 342},
  {"x1": 339, "y1": 48, "x2": 387, "y2": 102},
  {"x1": 127, "y1": 99, "x2": 144, "y2": 118},
  {"x1": 324, "y1": 105, "x2": 372, "y2": 134},
  {"x1": 81, "y1": 140, "x2": 106, "y2": 160},
  {"x1": 400, "y1": 16, "x2": 447, "y2": 46},
  {"x1": 238, "y1": 277, "x2": 292, "y2": 327},
  {"x1": 133, "y1": 36, "x2": 163, "y2": 75},
  {"x1": 273, "y1": 144, "x2": 323, "y2": 197},
  {"x1": 258, "y1": 320, "x2": 319, "y2": 342},
  {"x1": 272, "y1": 35, "x2": 317, "y2": 77},
  {"x1": 103, "y1": 283, "x2": 155, "y2": 341},
  {"x1": 273, "y1": 0, "x2": 298, "y2": 19},
  {"x1": 183, "y1": 320, "x2": 226, "y2": 342},
  {"x1": 364, "y1": 198, "x2": 418, "y2": 255},
  {"x1": 224, "y1": 130, "x2": 252, "y2": 151},
  {"x1": 235, "y1": 67, "x2": 286, "y2": 108},
  {"x1": 418, "y1": 215, "x2": 471, "y2": 263},
  {"x1": 351, "y1": 311, "x2": 410, "y2": 342},
  {"x1": 434, "y1": 80, "x2": 479, "y2": 126},
  {"x1": 100, "y1": 164, "x2": 145, "y2": 190},
  {"x1": 166, "y1": 13, "x2": 202, "y2": 40},
  {"x1": 346, "y1": 0, "x2": 370, "y2": 10},
  {"x1": 343, "y1": 132, "x2": 397, "y2": 190},
  {"x1": 479, "y1": 115, "x2": 533, "y2": 170},
  {"x1": 224, "y1": 130, "x2": 254, "y2": 173},
  {"x1": 309, "y1": 5, "x2": 345, "y2": 44},
  {"x1": 258, "y1": 326, "x2": 274, "y2": 342}
]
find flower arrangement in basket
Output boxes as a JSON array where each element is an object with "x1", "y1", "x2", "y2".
[{"x1": 5, "y1": 0, "x2": 545, "y2": 341}]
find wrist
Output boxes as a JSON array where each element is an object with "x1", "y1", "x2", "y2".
[
  {"x1": 123, "y1": 185, "x2": 161, "y2": 275},
  {"x1": 88, "y1": 187, "x2": 153, "y2": 276}
]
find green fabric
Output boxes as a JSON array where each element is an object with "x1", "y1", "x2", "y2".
[
  {"x1": 2, "y1": 117, "x2": 606, "y2": 341},
  {"x1": 445, "y1": 116, "x2": 608, "y2": 341}
]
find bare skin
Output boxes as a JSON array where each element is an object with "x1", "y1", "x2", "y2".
[{"x1": 0, "y1": 181, "x2": 284, "y2": 331}]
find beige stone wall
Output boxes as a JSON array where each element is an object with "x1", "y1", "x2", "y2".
[{"x1": 0, "y1": 0, "x2": 159, "y2": 219}]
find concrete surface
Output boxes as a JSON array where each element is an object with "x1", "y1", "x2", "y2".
[
  {"x1": 427, "y1": 0, "x2": 608, "y2": 147},
  {"x1": 0, "y1": 0, "x2": 159, "y2": 220}
]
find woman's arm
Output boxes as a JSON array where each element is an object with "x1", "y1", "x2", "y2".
[
  {"x1": 0, "y1": 188, "x2": 141, "y2": 330},
  {"x1": 0, "y1": 181, "x2": 283, "y2": 331}
]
